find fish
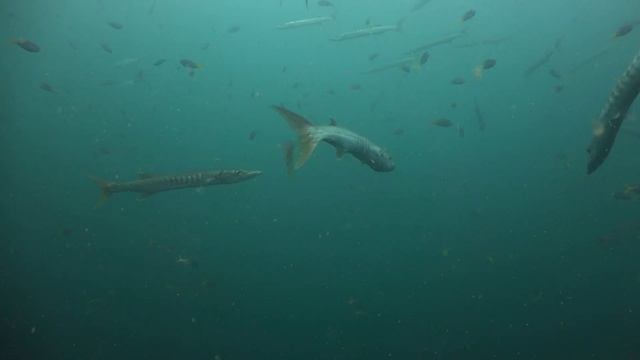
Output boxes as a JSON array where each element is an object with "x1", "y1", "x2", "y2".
[
  {"x1": 431, "y1": 118, "x2": 453, "y2": 127},
  {"x1": 277, "y1": 16, "x2": 334, "y2": 29},
  {"x1": 457, "y1": 125, "x2": 465, "y2": 138},
  {"x1": 368, "y1": 53, "x2": 379, "y2": 61},
  {"x1": 524, "y1": 49, "x2": 555, "y2": 77},
  {"x1": 227, "y1": 26, "x2": 241, "y2": 34},
  {"x1": 317, "y1": 0, "x2": 333, "y2": 6},
  {"x1": 350, "y1": 84, "x2": 361, "y2": 91},
  {"x1": 613, "y1": 184, "x2": 640, "y2": 200},
  {"x1": 363, "y1": 52, "x2": 427, "y2": 74},
  {"x1": 248, "y1": 130, "x2": 258, "y2": 140},
  {"x1": 39, "y1": 81, "x2": 56, "y2": 93},
  {"x1": 107, "y1": 21, "x2": 123, "y2": 29},
  {"x1": 451, "y1": 77, "x2": 466, "y2": 85},
  {"x1": 273, "y1": 105, "x2": 395, "y2": 172},
  {"x1": 411, "y1": 0, "x2": 431, "y2": 12},
  {"x1": 90, "y1": 169, "x2": 262, "y2": 204},
  {"x1": 548, "y1": 68, "x2": 563, "y2": 79},
  {"x1": 100, "y1": 42, "x2": 113, "y2": 54},
  {"x1": 474, "y1": 58, "x2": 496, "y2": 78},
  {"x1": 180, "y1": 59, "x2": 202, "y2": 76},
  {"x1": 330, "y1": 19, "x2": 405, "y2": 41},
  {"x1": 614, "y1": 24, "x2": 634, "y2": 38},
  {"x1": 11, "y1": 38, "x2": 40, "y2": 52},
  {"x1": 587, "y1": 49, "x2": 640, "y2": 174},
  {"x1": 408, "y1": 32, "x2": 465, "y2": 54},
  {"x1": 474, "y1": 100, "x2": 486, "y2": 131},
  {"x1": 153, "y1": 58, "x2": 166, "y2": 66},
  {"x1": 114, "y1": 58, "x2": 139, "y2": 67},
  {"x1": 461, "y1": 9, "x2": 476, "y2": 22}
]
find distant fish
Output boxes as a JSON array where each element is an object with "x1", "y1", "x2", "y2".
[
  {"x1": 100, "y1": 42, "x2": 113, "y2": 54},
  {"x1": 554, "y1": 84, "x2": 564, "y2": 93},
  {"x1": 180, "y1": 59, "x2": 202, "y2": 76},
  {"x1": 411, "y1": 0, "x2": 431, "y2": 12},
  {"x1": 153, "y1": 58, "x2": 166, "y2": 66},
  {"x1": 524, "y1": 49, "x2": 555, "y2": 77},
  {"x1": 114, "y1": 58, "x2": 140, "y2": 67},
  {"x1": 273, "y1": 105, "x2": 395, "y2": 172},
  {"x1": 350, "y1": 83, "x2": 362, "y2": 91},
  {"x1": 431, "y1": 118, "x2": 453, "y2": 128},
  {"x1": 393, "y1": 128, "x2": 405, "y2": 135},
  {"x1": 461, "y1": 9, "x2": 476, "y2": 22},
  {"x1": 201, "y1": 42, "x2": 210, "y2": 50},
  {"x1": 364, "y1": 53, "x2": 426, "y2": 74},
  {"x1": 227, "y1": 25, "x2": 241, "y2": 34},
  {"x1": 457, "y1": 125, "x2": 465, "y2": 138},
  {"x1": 317, "y1": 0, "x2": 333, "y2": 6},
  {"x1": 39, "y1": 81, "x2": 56, "y2": 93},
  {"x1": 474, "y1": 58, "x2": 496, "y2": 78},
  {"x1": 277, "y1": 16, "x2": 334, "y2": 29},
  {"x1": 331, "y1": 19, "x2": 405, "y2": 41},
  {"x1": 368, "y1": 53, "x2": 379, "y2": 61},
  {"x1": 548, "y1": 68, "x2": 563, "y2": 79},
  {"x1": 473, "y1": 99, "x2": 486, "y2": 131},
  {"x1": 248, "y1": 130, "x2": 258, "y2": 141},
  {"x1": 11, "y1": 38, "x2": 40, "y2": 53},
  {"x1": 614, "y1": 24, "x2": 634, "y2": 38},
  {"x1": 107, "y1": 21, "x2": 123, "y2": 30},
  {"x1": 451, "y1": 77, "x2": 466, "y2": 85},
  {"x1": 420, "y1": 51, "x2": 430, "y2": 65}
]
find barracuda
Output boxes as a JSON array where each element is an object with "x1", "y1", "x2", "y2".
[{"x1": 90, "y1": 169, "x2": 262, "y2": 204}]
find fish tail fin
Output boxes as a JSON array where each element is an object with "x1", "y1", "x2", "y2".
[
  {"x1": 89, "y1": 176, "x2": 111, "y2": 207},
  {"x1": 474, "y1": 65, "x2": 483, "y2": 78},
  {"x1": 273, "y1": 105, "x2": 319, "y2": 170}
]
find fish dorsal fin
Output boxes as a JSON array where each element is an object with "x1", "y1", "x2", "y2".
[
  {"x1": 336, "y1": 146, "x2": 346, "y2": 159},
  {"x1": 137, "y1": 172, "x2": 154, "y2": 180},
  {"x1": 329, "y1": 117, "x2": 338, "y2": 126}
]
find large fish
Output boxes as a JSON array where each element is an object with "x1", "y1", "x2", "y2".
[
  {"x1": 331, "y1": 19, "x2": 405, "y2": 41},
  {"x1": 587, "y1": 49, "x2": 640, "y2": 174},
  {"x1": 277, "y1": 16, "x2": 334, "y2": 29},
  {"x1": 90, "y1": 169, "x2": 262, "y2": 203},
  {"x1": 273, "y1": 105, "x2": 394, "y2": 172}
]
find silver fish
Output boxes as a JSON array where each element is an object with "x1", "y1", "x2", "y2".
[
  {"x1": 273, "y1": 105, "x2": 394, "y2": 172},
  {"x1": 587, "y1": 49, "x2": 640, "y2": 174},
  {"x1": 277, "y1": 16, "x2": 334, "y2": 29},
  {"x1": 331, "y1": 19, "x2": 405, "y2": 41}
]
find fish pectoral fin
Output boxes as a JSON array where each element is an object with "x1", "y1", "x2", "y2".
[
  {"x1": 137, "y1": 192, "x2": 156, "y2": 200},
  {"x1": 335, "y1": 146, "x2": 346, "y2": 159}
]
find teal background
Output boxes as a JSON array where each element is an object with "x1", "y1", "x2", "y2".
[{"x1": 1, "y1": 0, "x2": 640, "y2": 358}]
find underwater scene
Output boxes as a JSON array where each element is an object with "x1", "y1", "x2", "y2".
[{"x1": 1, "y1": 0, "x2": 640, "y2": 359}]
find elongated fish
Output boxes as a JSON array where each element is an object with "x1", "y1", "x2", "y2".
[
  {"x1": 273, "y1": 105, "x2": 394, "y2": 172},
  {"x1": 364, "y1": 52, "x2": 428, "y2": 74},
  {"x1": 587, "y1": 49, "x2": 640, "y2": 174},
  {"x1": 331, "y1": 19, "x2": 405, "y2": 41},
  {"x1": 277, "y1": 16, "x2": 334, "y2": 29},
  {"x1": 90, "y1": 169, "x2": 262, "y2": 203}
]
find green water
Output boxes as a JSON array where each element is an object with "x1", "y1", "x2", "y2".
[{"x1": 2, "y1": 0, "x2": 640, "y2": 359}]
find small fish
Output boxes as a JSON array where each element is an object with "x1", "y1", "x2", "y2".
[
  {"x1": 369, "y1": 53, "x2": 379, "y2": 61},
  {"x1": 450, "y1": 102, "x2": 458, "y2": 109},
  {"x1": 11, "y1": 38, "x2": 40, "y2": 53},
  {"x1": 201, "y1": 42, "x2": 210, "y2": 51},
  {"x1": 277, "y1": 16, "x2": 334, "y2": 29},
  {"x1": 107, "y1": 21, "x2": 123, "y2": 30},
  {"x1": 39, "y1": 81, "x2": 56, "y2": 93},
  {"x1": 248, "y1": 130, "x2": 258, "y2": 140},
  {"x1": 273, "y1": 105, "x2": 394, "y2": 172},
  {"x1": 432, "y1": 118, "x2": 453, "y2": 127},
  {"x1": 153, "y1": 58, "x2": 166, "y2": 66},
  {"x1": 227, "y1": 25, "x2": 240, "y2": 34},
  {"x1": 474, "y1": 99, "x2": 486, "y2": 131},
  {"x1": 554, "y1": 84, "x2": 564, "y2": 93},
  {"x1": 548, "y1": 68, "x2": 563, "y2": 79},
  {"x1": 411, "y1": 0, "x2": 431, "y2": 12},
  {"x1": 393, "y1": 128, "x2": 405, "y2": 135},
  {"x1": 317, "y1": 0, "x2": 333, "y2": 6},
  {"x1": 457, "y1": 125, "x2": 465, "y2": 138},
  {"x1": 419, "y1": 51, "x2": 430, "y2": 65},
  {"x1": 451, "y1": 77, "x2": 466, "y2": 85},
  {"x1": 176, "y1": 256, "x2": 199, "y2": 270},
  {"x1": 350, "y1": 83, "x2": 362, "y2": 91},
  {"x1": 461, "y1": 9, "x2": 476, "y2": 22},
  {"x1": 474, "y1": 58, "x2": 496, "y2": 78},
  {"x1": 180, "y1": 59, "x2": 201, "y2": 76},
  {"x1": 614, "y1": 24, "x2": 633, "y2": 38},
  {"x1": 100, "y1": 42, "x2": 112, "y2": 54}
]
